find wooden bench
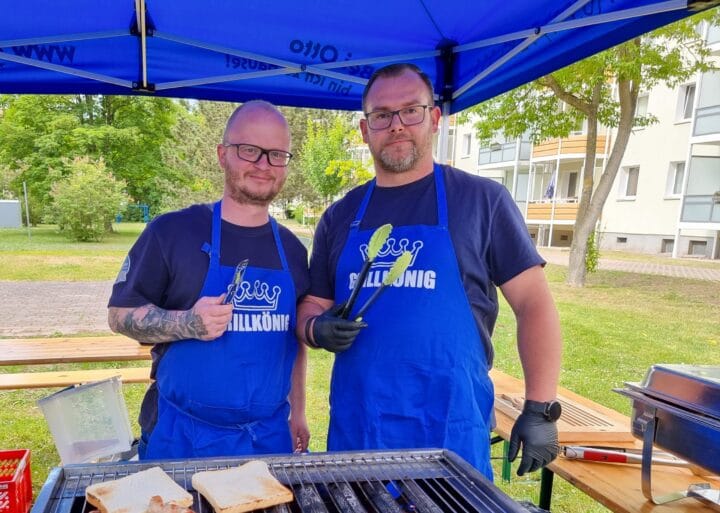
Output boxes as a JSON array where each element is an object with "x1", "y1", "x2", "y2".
[
  {"x1": 0, "y1": 335, "x2": 152, "y2": 390},
  {"x1": 0, "y1": 366, "x2": 151, "y2": 390}
]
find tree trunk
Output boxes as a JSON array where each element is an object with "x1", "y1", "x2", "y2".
[
  {"x1": 566, "y1": 76, "x2": 639, "y2": 286},
  {"x1": 566, "y1": 82, "x2": 601, "y2": 287}
]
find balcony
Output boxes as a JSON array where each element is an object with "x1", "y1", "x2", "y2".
[
  {"x1": 681, "y1": 194, "x2": 720, "y2": 223},
  {"x1": 478, "y1": 140, "x2": 531, "y2": 165},
  {"x1": 532, "y1": 134, "x2": 608, "y2": 159},
  {"x1": 526, "y1": 200, "x2": 579, "y2": 222}
]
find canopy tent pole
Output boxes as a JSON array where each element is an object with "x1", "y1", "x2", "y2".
[
  {"x1": 134, "y1": 0, "x2": 149, "y2": 90},
  {"x1": 437, "y1": 102, "x2": 451, "y2": 166}
]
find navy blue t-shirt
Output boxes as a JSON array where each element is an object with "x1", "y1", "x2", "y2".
[
  {"x1": 109, "y1": 202, "x2": 310, "y2": 433},
  {"x1": 310, "y1": 165, "x2": 544, "y2": 365}
]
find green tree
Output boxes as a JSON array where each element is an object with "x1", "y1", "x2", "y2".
[
  {"x1": 299, "y1": 115, "x2": 367, "y2": 204},
  {"x1": 50, "y1": 157, "x2": 129, "y2": 242},
  {"x1": 464, "y1": 11, "x2": 719, "y2": 286},
  {"x1": 0, "y1": 94, "x2": 183, "y2": 218},
  {"x1": 158, "y1": 101, "x2": 237, "y2": 213}
]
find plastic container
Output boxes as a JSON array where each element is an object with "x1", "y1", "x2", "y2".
[
  {"x1": 0, "y1": 449, "x2": 32, "y2": 513},
  {"x1": 37, "y1": 377, "x2": 133, "y2": 464}
]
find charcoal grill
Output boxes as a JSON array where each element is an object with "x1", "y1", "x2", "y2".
[{"x1": 31, "y1": 449, "x2": 543, "y2": 513}]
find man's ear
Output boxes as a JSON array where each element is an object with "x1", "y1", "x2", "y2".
[
  {"x1": 217, "y1": 144, "x2": 227, "y2": 169},
  {"x1": 430, "y1": 106, "x2": 441, "y2": 133},
  {"x1": 360, "y1": 118, "x2": 369, "y2": 143}
]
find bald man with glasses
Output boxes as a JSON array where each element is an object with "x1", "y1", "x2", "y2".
[{"x1": 109, "y1": 100, "x2": 311, "y2": 460}]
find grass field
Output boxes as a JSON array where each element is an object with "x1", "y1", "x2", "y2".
[{"x1": 1, "y1": 223, "x2": 719, "y2": 513}]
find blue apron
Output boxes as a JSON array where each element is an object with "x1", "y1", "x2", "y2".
[
  {"x1": 145, "y1": 202, "x2": 297, "y2": 459},
  {"x1": 329, "y1": 164, "x2": 494, "y2": 478}
]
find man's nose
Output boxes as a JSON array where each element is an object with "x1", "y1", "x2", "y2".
[
  {"x1": 388, "y1": 112, "x2": 405, "y2": 131},
  {"x1": 255, "y1": 152, "x2": 272, "y2": 168}
]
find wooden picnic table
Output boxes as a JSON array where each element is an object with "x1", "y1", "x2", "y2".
[
  {"x1": 490, "y1": 368, "x2": 720, "y2": 513},
  {"x1": 0, "y1": 335, "x2": 152, "y2": 365},
  {"x1": 0, "y1": 335, "x2": 152, "y2": 390}
]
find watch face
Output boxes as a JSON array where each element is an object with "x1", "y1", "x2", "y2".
[{"x1": 546, "y1": 400, "x2": 562, "y2": 421}]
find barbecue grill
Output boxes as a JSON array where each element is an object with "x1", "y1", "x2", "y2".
[{"x1": 31, "y1": 449, "x2": 545, "y2": 513}]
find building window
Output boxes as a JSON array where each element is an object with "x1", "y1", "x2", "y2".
[
  {"x1": 618, "y1": 166, "x2": 639, "y2": 199},
  {"x1": 617, "y1": 237, "x2": 627, "y2": 243},
  {"x1": 666, "y1": 161, "x2": 685, "y2": 197},
  {"x1": 634, "y1": 94, "x2": 649, "y2": 125},
  {"x1": 661, "y1": 239, "x2": 674, "y2": 254},
  {"x1": 461, "y1": 133, "x2": 472, "y2": 157},
  {"x1": 677, "y1": 83, "x2": 696, "y2": 121},
  {"x1": 566, "y1": 172, "x2": 578, "y2": 199},
  {"x1": 689, "y1": 240, "x2": 707, "y2": 256}
]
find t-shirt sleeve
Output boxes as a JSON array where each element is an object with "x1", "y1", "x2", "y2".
[
  {"x1": 487, "y1": 187, "x2": 545, "y2": 286},
  {"x1": 108, "y1": 224, "x2": 171, "y2": 308},
  {"x1": 308, "y1": 211, "x2": 335, "y2": 300}
]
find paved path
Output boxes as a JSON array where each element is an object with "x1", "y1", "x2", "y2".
[
  {"x1": 538, "y1": 248, "x2": 720, "y2": 281},
  {"x1": 0, "y1": 252, "x2": 718, "y2": 337},
  {"x1": 0, "y1": 281, "x2": 114, "y2": 337}
]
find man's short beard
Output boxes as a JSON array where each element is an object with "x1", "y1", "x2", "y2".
[
  {"x1": 378, "y1": 144, "x2": 420, "y2": 173},
  {"x1": 225, "y1": 176, "x2": 281, "y2": 206}
]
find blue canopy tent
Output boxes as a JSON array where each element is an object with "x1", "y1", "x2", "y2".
[{"x1": 1, "y1": 1, "x2": 718, "y2": 132}]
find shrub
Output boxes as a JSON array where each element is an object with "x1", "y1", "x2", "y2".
[
  {"x1": 585, "y1": 230, "x2": 600, "y2": 273},
  {"x1": 51, "y1": 157, "x2": 129, "y2": 241}
]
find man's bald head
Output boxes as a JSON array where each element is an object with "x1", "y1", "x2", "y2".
[{"x1": 222, "y1": 100, "x2": 289, "y2": 145}]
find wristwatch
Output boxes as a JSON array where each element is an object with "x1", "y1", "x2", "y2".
[{"x1": 523, "y1": 399, "x2": 562, "y2": 422}]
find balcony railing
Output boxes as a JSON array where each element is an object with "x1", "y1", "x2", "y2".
[
  {"x1": 478, "y1": 141, "x2": 531, "y2": 165},
  {"x1": 532, "y1": 134, "x2": 608, "y2": 159},
  {"x1": 693, "y1": 105, "x2": 720, "y2": 137},
  {"x1": 526, "y1": 200, "x2": 579, "y2": 221},
  {"x1": 681, "y1": 194, "x2": 720, "y2": 223}
]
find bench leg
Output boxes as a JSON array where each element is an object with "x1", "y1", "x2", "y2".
[
  {"x1": 539, "y1": 466, "x2": 554, "y2": 511},
  {"x1": 502, "y1": 440, "x2": 512, "y2": 482}
]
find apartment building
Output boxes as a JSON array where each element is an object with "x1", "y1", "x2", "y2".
[{"x1": 452, "y1": 24, "x2": 720, "y2": 260}]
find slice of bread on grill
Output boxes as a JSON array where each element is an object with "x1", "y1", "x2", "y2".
[
  {"x1": 191, "y1": 460, "x2": 293, "y2": 513},
  {"x1": 85, "y1": 466, "x2": 194, "y2": 513}
]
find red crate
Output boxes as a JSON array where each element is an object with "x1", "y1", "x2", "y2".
[{"x1": 0, "y1": 450, "x2": 31, "y2": 513}]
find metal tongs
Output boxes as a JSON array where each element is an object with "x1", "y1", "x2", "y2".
[{"x1": 223, "y1": 258, "x2": 249, "y2": 304}]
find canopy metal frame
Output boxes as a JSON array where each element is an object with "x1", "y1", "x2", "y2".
[{"x1": 0, "y1": 0, "x2": 703, "y2": 117}]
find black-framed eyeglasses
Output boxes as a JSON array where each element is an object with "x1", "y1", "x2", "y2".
[
  {"x1": 364, "y1": 104, "x2": 431, "y2": 130},
  {"x1": 223, "y1": 143, "x2": 293, "y2": 167}
]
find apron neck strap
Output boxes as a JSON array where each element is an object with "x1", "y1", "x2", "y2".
[
  {"x1": 269, "y1": 217, "x2": 289, "y2": 271},
  {"x1": 433, "y1": 163, "x2": 449, "y2": 228},
  {"x1": 206, "y1": 201, "x2": 222, "y2": 270}
]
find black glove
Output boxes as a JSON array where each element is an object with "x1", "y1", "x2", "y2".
[
  {"x1": 309, "y1": 304, "x2": 367, "y2": 353},
  {"x1": 507, "y1": 410, "x2": 559, "y2": 475}
]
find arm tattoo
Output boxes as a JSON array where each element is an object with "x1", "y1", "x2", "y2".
[{"x1": 110, "y1": 305, "x2": 208, "y2": 344}]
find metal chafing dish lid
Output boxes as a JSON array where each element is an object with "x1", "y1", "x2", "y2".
[{"x1": 631, "y1": 364, "x2": 720, "y2": 420}]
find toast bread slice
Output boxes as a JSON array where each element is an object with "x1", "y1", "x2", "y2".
[
  {"x1": 86, "y1": 466, "x2": 193, "y2": 513},
  {"x1": 191, "y1": 460, "x2": 293, "y2": 513}
]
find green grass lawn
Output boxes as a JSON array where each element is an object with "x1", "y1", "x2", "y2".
[{"x1": 1, "y1": 224, "x2": 718, "y2": 512}]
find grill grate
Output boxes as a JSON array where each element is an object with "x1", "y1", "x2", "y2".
[{"x1": 31, "y1": 450, "x2": 537, "y2": 513}]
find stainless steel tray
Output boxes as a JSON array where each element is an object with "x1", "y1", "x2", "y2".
[
  {"x1": 636, "y1": 364, "x2": 720, "y2": 420},
  {"x1": 617, "y1": 387, "x2": 720, "y2": 475}
]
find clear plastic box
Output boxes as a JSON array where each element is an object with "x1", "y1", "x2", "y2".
[{"x1": 37, "y1": 377, "x2": 133, "y2": 465}]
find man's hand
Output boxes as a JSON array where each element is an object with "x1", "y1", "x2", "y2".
[
  {"x1": 507, "y1": 410, "x2": 559, "y2": 475},
  {"x1": 309, "y1": 304, "x2": 367, "y2": 353},
  {"x1": 290, "y1": 413, "x2": 310, "y2": 453},
  {"x1": 190, "y1": 295, "x2": 233, "y2": 341}
]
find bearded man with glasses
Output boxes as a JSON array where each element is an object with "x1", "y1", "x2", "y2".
[
  {"x1": 109, "y1": 101, "x2": 311, "y2": 460},
  {"x1": 298, "y1": 63, "x2": 562, "y2": 479}
]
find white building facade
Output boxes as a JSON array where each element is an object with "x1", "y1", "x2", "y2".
[{"x1": 452, "y1": 24, "x2": 720, "y2": 259}]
